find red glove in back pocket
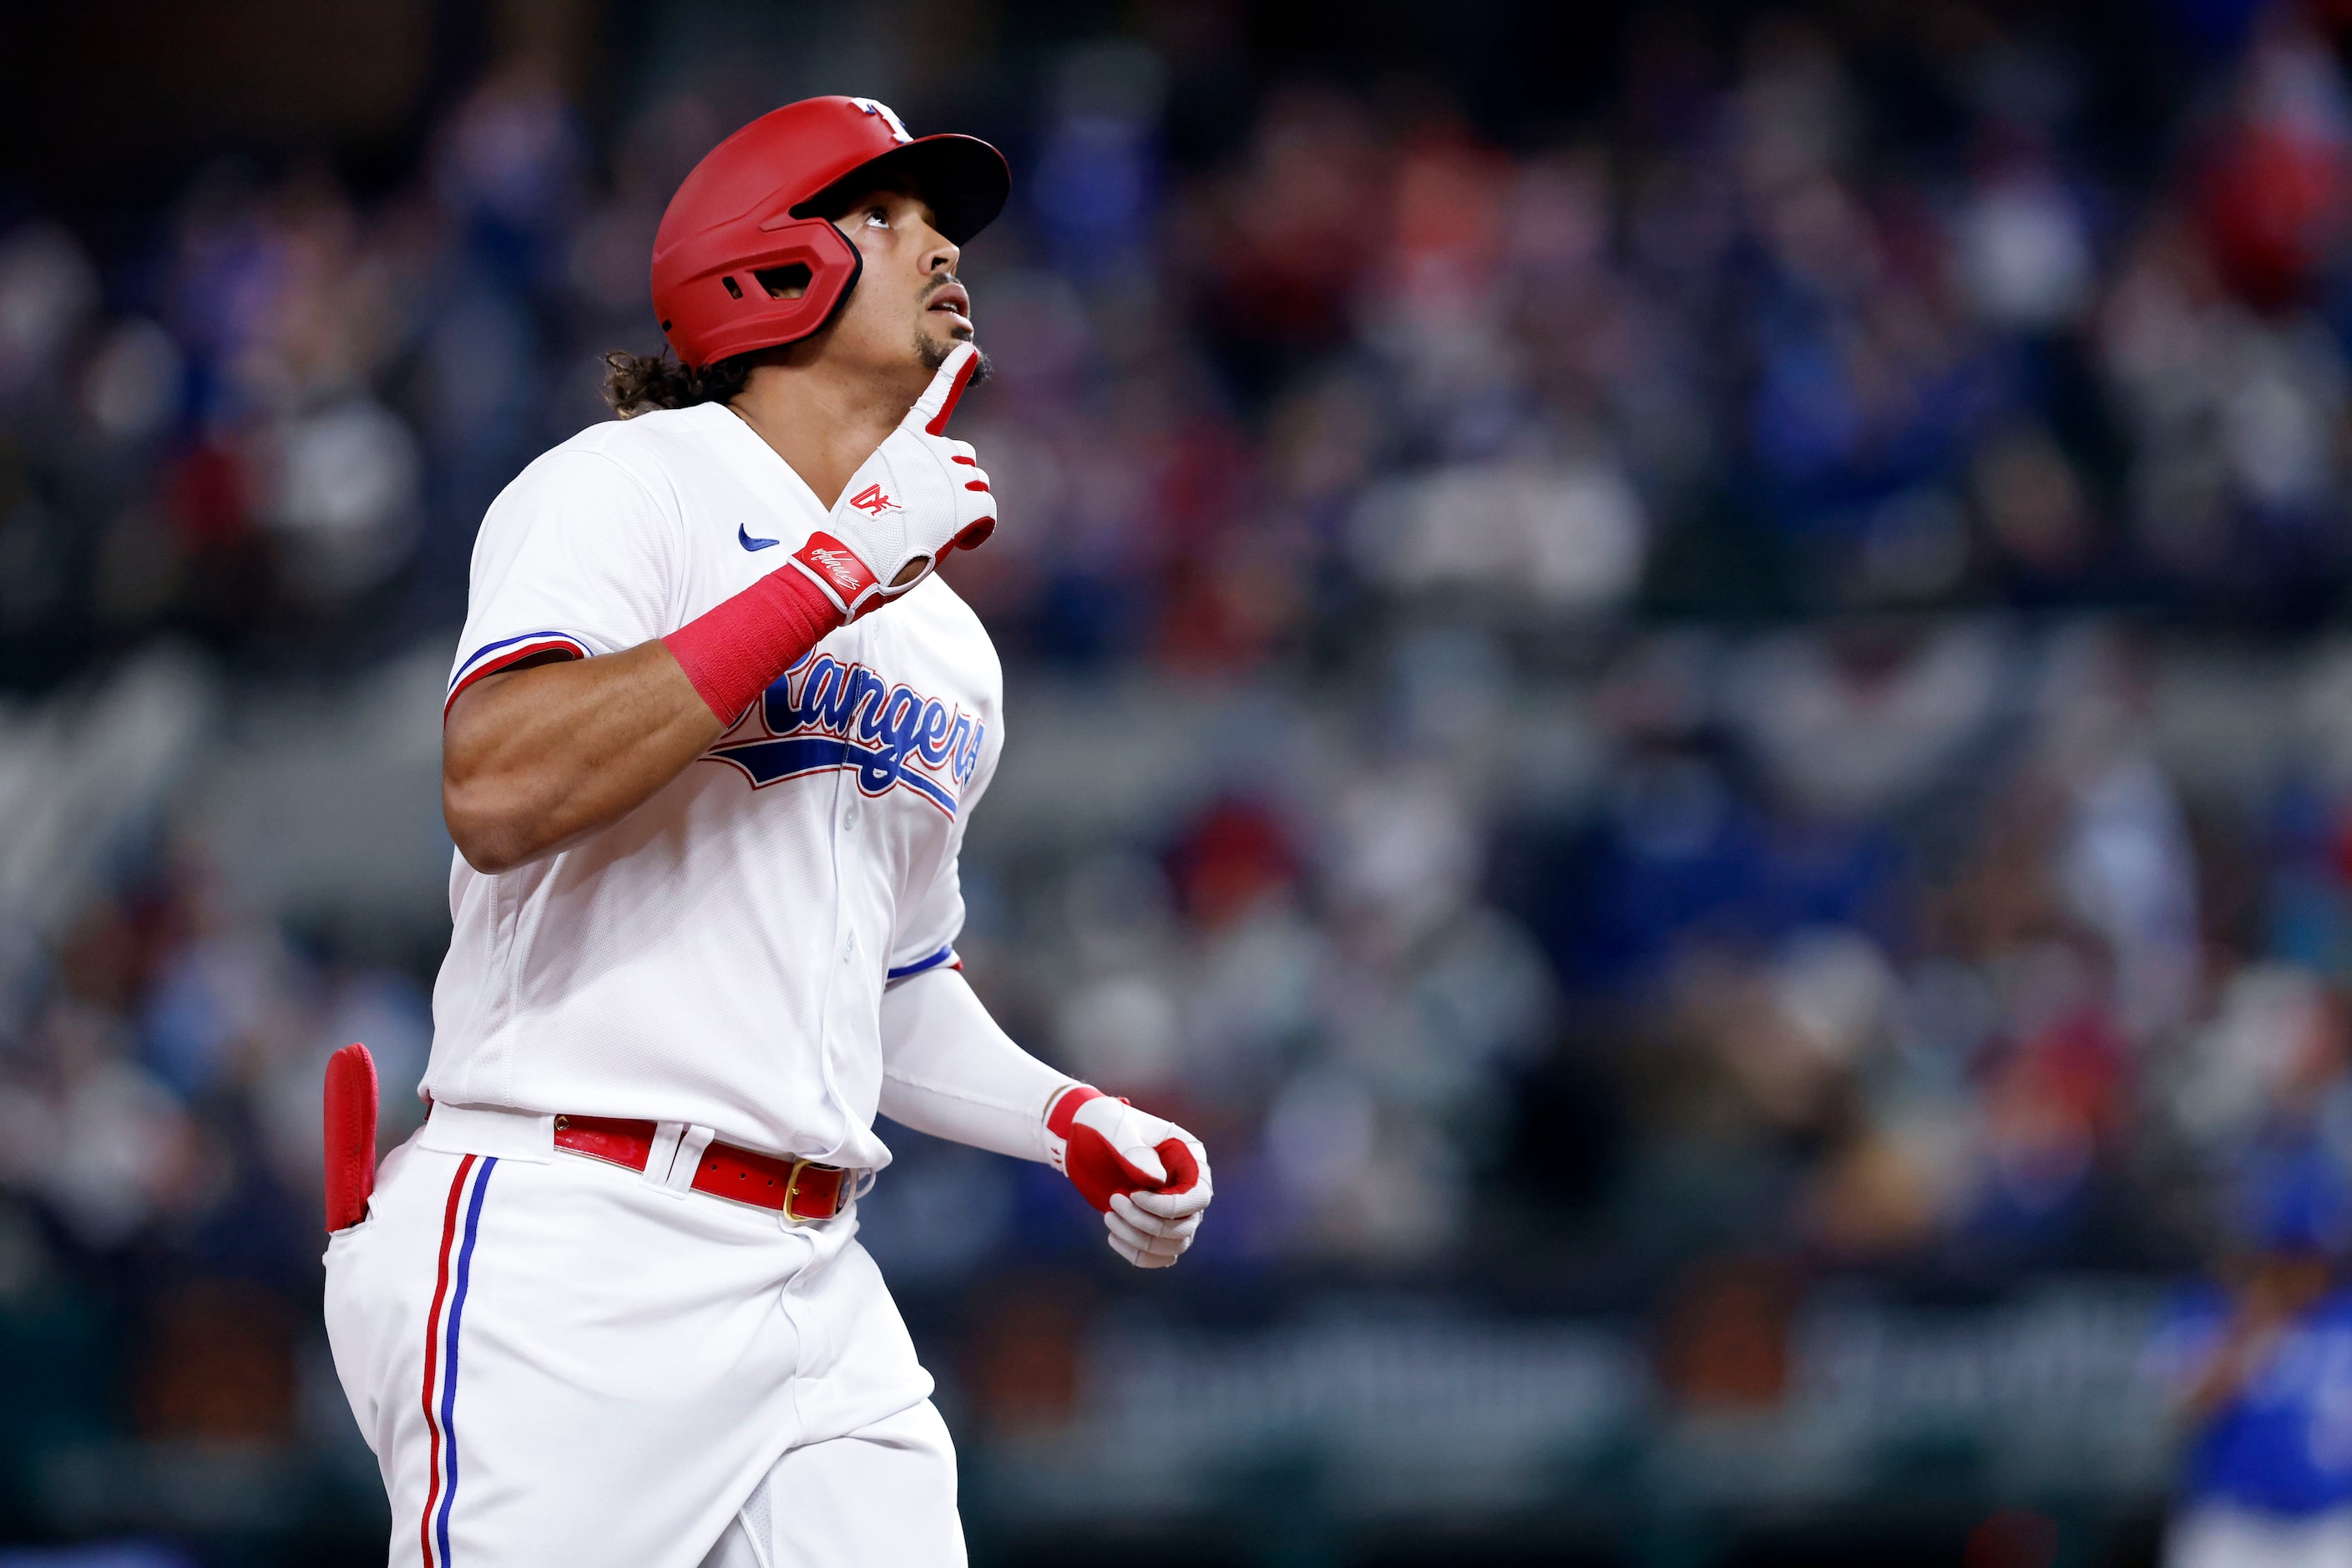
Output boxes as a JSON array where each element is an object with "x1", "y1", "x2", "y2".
[{"x1": 323, "y1": 1043, "x2": 379, "y2": 1232}]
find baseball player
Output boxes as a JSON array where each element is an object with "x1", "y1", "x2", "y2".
[{"x1": 321, "y1": 96, "x2": 1213, "y2": 1568}]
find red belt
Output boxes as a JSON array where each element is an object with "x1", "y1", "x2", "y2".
[{"x1": 553, "y1": 1115, "x2": 854, "y2": 1222}]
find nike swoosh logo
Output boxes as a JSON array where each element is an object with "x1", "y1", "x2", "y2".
[{"x1": 739, "y1": 524, "x2": 780, "y2": 552}]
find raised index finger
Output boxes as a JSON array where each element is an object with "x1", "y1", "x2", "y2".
[{"x1": 904, "y1": 341, "x2": 981, "y2": 437}]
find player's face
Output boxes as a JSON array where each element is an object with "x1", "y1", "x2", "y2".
[{"x1": 826, "y1": 185, "x2": 974, "y2": 383}]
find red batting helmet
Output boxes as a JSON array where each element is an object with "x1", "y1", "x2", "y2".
[{"x1": 650, "y1": 96, "x2": 1010, "y2": 370}]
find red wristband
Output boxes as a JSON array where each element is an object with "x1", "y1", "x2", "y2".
[{"x1": 663, "y1": 564, "x2": 843, "y2": 721}]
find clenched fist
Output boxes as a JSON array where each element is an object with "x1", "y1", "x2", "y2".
[{"x1": 1043, "y1": 1085, "x2": 1213, "y2": 1269}]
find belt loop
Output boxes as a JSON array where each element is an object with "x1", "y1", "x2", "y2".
[
  {"x1": 642, "y1": 1122, "x2": 688, "y2": 1195},
  {"x1": 670, "y1": 1125, "x2": 717, "y2": 1192}
]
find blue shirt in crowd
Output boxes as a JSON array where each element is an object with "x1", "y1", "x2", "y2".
[{"x1": 2167, "y1": 1284, "x2": 2352, "y2": 1517}]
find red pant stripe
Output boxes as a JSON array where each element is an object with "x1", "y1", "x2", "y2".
[{"x1": 416, "y1": 1153, "x2": 478, "y2": 1566}]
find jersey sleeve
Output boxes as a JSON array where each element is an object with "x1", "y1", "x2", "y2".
[
  {"x1": 446, "y1": 448, "x2": 679, "y2": 714},
  {"x1": 887, "y1": 714, "x2": 1003, "y2": 982}
]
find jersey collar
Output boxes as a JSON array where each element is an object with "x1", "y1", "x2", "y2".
[{"x1": 699, "y1": 401, "x2": 830, "y2": 521}]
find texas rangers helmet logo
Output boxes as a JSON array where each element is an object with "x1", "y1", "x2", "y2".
[
  {"x1": 849, "y1": 98, "x2": 913, "y2": 144},
  {"x1": 846, "y1": 483, "x2": 901, "y2": 517}
]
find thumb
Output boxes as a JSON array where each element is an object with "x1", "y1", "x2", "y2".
[
  {"x1": 1151, "y1": 1138, "x2": 1200, "y2": 1196},
  {"x1": 904, "y1": 341, "x2": 981, "y2": 437},
  {"x1": 1112, "y1": 1134, "x2": 1167, "y2": 1187}
]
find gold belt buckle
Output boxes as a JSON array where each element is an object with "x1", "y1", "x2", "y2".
[{"x1": 781, "y1": 1157, "x2": 819, "y2": 1225}]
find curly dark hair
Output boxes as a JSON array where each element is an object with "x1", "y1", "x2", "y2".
[
  {"x1": 602, "y1": 333, "x2": 989, "y2": 418},
  {"x1": 599, "y1": 349, "x2": 763, "y2": 417}
]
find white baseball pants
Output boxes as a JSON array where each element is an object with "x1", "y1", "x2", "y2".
[{"x1": 324, "y1": 1118, "x2": 964, "y2": 1568}]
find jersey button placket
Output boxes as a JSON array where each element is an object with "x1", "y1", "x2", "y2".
[
  {"x1": 804, "y1": 767, "x2": 853, "y2": 1166},
  {"x1": 837, "y1": 771, "x2": 856, "y2": 969}
]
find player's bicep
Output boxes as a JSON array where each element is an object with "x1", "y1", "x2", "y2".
[
  {"x1": 442, "y1": 649, "x2": 578, "y2": 731},
  {"x1": 446, "y1": 636, "x2": 593, "y2": 717}
]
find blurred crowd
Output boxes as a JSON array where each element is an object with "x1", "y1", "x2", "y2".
[{"x1": 13, "y1": 0, "x2": 2352, "y2": 1524}]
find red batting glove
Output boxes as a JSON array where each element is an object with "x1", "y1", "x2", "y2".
[
  {"x1": 1043, "y1": 1085, "x2": 1213, "y2": 1269},
  {"x1": 783, "y1": 341, "x2": 997, "y2": 621}
]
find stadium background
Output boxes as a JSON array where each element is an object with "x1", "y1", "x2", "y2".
[{"x1": 1, "y1": 0, "x2": 2346, "y2": 1561}]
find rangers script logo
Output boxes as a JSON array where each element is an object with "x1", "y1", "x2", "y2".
[{"x1": 706, "y1": 652, "x2": 985, "y2": 817}]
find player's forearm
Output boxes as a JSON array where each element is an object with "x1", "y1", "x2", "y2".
[
  {"x1": 443, "y1": 641, "x2": 723, "y2": 873},
  {"x1": 878, "y1": 969, "x2": 1075, "y2": 1162}
]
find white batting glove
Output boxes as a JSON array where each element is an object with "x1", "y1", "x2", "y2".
[
  {"x1": 1043, "y1": 1085, "x2": 1213, "y2": 1269},
  {"x1": 785, "y1": 341, "x2": 997, "y2": 621}
]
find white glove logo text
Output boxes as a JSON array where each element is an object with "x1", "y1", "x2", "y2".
[{"x1": 807, "y1": 549, "x2": 864, "y2": 587}]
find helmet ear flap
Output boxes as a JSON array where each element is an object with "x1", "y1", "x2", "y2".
[
  {"x1": 798, "y1": 222, "x2": 863, "y2": 342},
  {"x1": 654, "y1": 215, "x2": 863, "y2": 369}
]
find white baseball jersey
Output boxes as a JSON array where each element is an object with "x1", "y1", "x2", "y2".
[{"x1": 426, "y1": 402, "x2": 1004, "y2": 1170}]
